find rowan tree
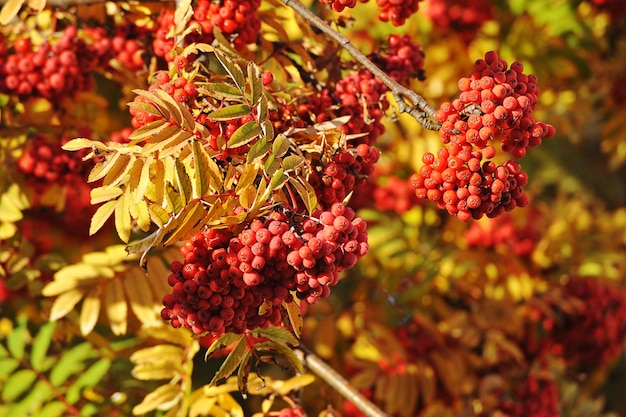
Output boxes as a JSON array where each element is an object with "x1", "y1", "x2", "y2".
[{"x1": 1, "y1": 0, "x2": 626, "y2": 417}]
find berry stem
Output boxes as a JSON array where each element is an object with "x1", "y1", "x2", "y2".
[
  {"x1": 280, "y1": 0, "x2": 440, "y2": 131},
  {"x1": 299, "y1": 345, "x2": 391, "y2": 417}
]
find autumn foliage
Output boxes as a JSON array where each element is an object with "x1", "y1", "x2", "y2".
[{"x1": 1, "y1": 0, "x2": 626, "y2": 417}]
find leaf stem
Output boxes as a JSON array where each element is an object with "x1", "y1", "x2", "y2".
[
  {"x1": 280, "y1": 0, "x2": 441, "y2": 131},
  {"x1": 298, "y1": 345, "x2": 391, "y2": 417}
]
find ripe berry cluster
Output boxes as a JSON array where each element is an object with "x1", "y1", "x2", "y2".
[
  {"x1": 551, "y1": 277, "x2": 626, "y2": 369},
  {"x1": 411, "y1": 51, "x2": 555, "y2": 221},
  {"x1": 17, "y1": 134, "x2": 94, "y2": 192},
  {"x1": 0, "y1": 27, "x2": 103, "y2": 101},
  {"x1": 318, "y1": 0, "x2": 420, "y2": 25},
  {"x1": 161, "y1": 207, "x2": 368, "y2": 335},
  {"x1": 371, "y1": 176, "x2": 422, "y2": 214},
  {"x1": 496, "y1": 376, "x2": 559, "y2": 417},
  {"x1": 334, "y1": 69, "x2": 390, "y2": 146},
  {"x1": 153, "y1": 0, "x2": 261, "y2": 58},
  {"x1": 425, "y1": 0, "x2": 494, "y2": 44},
  {"x1": 373, "y1": 34, "x2": 425, "y2": 84},
  {"x1": 308, "y1": 144, "x2": 380, "y2": 209},
  {"x1": 463, "y1": 209, "x2": 541, "y2": 257}
]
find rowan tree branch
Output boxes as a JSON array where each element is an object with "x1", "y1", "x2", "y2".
[
  {"x1": 280, "y1": 0, "x2": 441, "y2": 131},
  {"x1": 298, "y1": 346, "x2": 391, "y2": 417}
]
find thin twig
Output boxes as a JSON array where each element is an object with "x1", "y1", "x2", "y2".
[
  {"x1": 298, "y1": 346, "x2": 391, "y2": 417},
  {"x1": 280, "y1": 0, "x2": 441, "y2": 131}
]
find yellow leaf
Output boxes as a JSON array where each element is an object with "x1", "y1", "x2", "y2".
[
  {"x1": 127, "y1": 158, "x2": 145, "y2": 195},
  {"x1": 27, "y1": 0, "x2": 45, "y2": 11},
  {"x1": 89, "y1": 152, "x2": 121, "y2": 183},
  {"x1": 130, "y1": 345, "x2": 186, "y2": 364},
  {"x1": 0, "y1": 0, "x2": 26, "y2": 25},
  {"x1": 49, "y1": 289, "x2": 85, "y2": 321},
  {"x1": 136, "y1": 156, "x2": 153, "y2": 201},
  {"x1": 80, "y1": 286, "x2": 102, "y2": 335},
  {"x1": 283, "y1": 299, "x2": 303, "y2": 338},
  {"x1": 189, "y1": 395, "x2": 218, "y2": 417},
  {"x1": 174, "y1": 159, "x2": 192, "y2": 204},
  {"x1": 115, "y1": 193, "x2": 132, "y2": 243},
  {"x1": 132, "y1": 361, "x2": 183, "y2": 381},
  {"x1": 103, "y1": 154, "x2": 133, "y2": 187},
  {"x1": 277, "y1": 374, "x2": 316, "y2": 395},
  {"x1": 146, "y1": 255, "x2": 176, "y2": 305},
  {"x1": 91, "y1": 186, "x2": 123, "y2": 205},
  {"x1": 135, "y1": 199, "x2": 152, "y2": 232},
  {"x1": 105, "y1": 278, "x2": 128, "y2": 335},
  {"x1": 132, "y1": 383, "x2": 182, "y2": 415},
  {"x1": 90, "y1": 200, "x2": 117, "y2": 236},
  {"x1": 123, "y1": 267, "x2": 158, "y2": 324}
]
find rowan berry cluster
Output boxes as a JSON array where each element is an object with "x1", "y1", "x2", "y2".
[
  {"x1": 374, "y1": 34, "x2": 425, "y2": 84},
  {"x1": 551, "y1": 277, "x2": 626, "y2": 369},
  {"x1": 411, "y1": 51, "x2": 555, "y2": 221},
  {"x1": 17, "y1": 134, "x2": 94, "y2": 192},
  {"x1": 376, "y1": 0, "x2": 421, "y2": 26},
  {"x1": 425, "y1": 0, "x2": 494, "y2": 44},
  {"x1": 334, "y1": 70, "x2": 390, "y2": 146},
  {"x1": 318, "y1": 0, "x2": 367, "y2": 13},
  {"x1": 309, "y1": 144, "x2": 380, "y2": 209},
  {"x1": 497, "y1": 376, "x2": 559, "y2": 417},
  {"x1": 372, "y1": 176, "x2": 422, "y2": 214},
  {"x1": 0, "y1": 26, "x2": 103, "y2": 101},
  {"x1": 161, "y1": 207, "x2": 368, "y2": 335},
  {"x1": 464, "y1": 209, "x2": 541, "y2": 257},
  {"x1": 153, "y1": 0, "x2": 261, "y2": 58}
]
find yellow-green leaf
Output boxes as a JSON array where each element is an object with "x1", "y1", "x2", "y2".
[
  {"x1": 123, "y1": 267, "x2": 158, "y2": 324},
  {"x1": 205, "y1": 333, "x2": 243, "y2": 361},
  {"x1": 213, "y1": 50, "x2": 245, "y2": 91},
  {"x1": 272, "y1": 135, "x2": 290, "y2": 158},
  {"x1": 206, "y1": 104, "x2": 251, "y2": 121},
  {"x1": 227, "y1": 121, "x2": 261, "y2": 148},
  {"x1": 191, "y1": 140, "x2": 210, "y2": 199},
  {"x1": 282, "y1": 155, "x2": 304, "y2": 172},
  {"x1": 131, "y1": 345, "x2": 186, "y2": 365},
  {"x1": 210, "y1": 335, "x2": 248, "y2": 386},
  {"x1": 115, "y1": 193, "x2": 132, "y2": 243},
  {"x1": 283, "y1": 299, "x2": 303, "y2": 338},
  {"x1": 247, "y1": 61, "x2": 262, "y2": 106},
  {"x1": 128, "y1": 119, "x2": 168, "y2": 142},
  {"x1": 269, "y1": 168, "x2": 288, "y2": 191},
  {"x1": 174, "y1": 159, "x2": 193, "y2": 204},
  {"x1": 203, "y1": 83, "x2": 243, "y2": 100}
]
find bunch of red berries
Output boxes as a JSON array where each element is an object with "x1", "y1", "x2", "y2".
[
  {"x1": 463, "y1": 209, "x2": 541, "y2": 257},
  {"x1": 161, "y1": 207, "x2": 368, "y2": 335},
  {"x1": 318, "y1": 0, "x2": 367, "y2": 13},
  {"x1": 374, "y1": 34, "x2": 425, "y2": 84},
  {"x1": 425, "y1": 0, "x2": 494, "y2": 44},
  {"x1": 497, "y1": 375, "x2": 559, "y2": 417},
  {"x1": 551, "y1": 277, "x2": 626, "y2": 369},
  {"x1": 309, "y1": 144, "x2": 380, "y2": 209},
  {"x1": 153, "y1": 0, "x2": 261, "y2": 59},
  {"x1": 334, "y1": 69, "x2": 390, "y2": 146},
  {"x1": 17, "y1": 134, "x2": 94, "y2": 193},
  {"x1": 372, "y1": 176, "x2": 422, "y2": 214},
  {"x1": 410, "y1": 51, "x2": 555, "y2": 221},
  {"x1": 0, "y1": 26, "x2": 105, "y2": 101},
  {"x1": 376, "y1": 0, "x2": 421, "y2": 26}
]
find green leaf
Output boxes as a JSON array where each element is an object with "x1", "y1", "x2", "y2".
[
  {"x1": 65, "y1": 358, "x2": 111, "y2": 404},
  {"x1": 37, "y1": 401, "x2": 68, "y2": 417},
  {"x1": 2, "y1": 369, "x2": 37, "y2": 402},
  {"x1": 203, "y1": 83, "x2": 244, "y2": 100},
  {"x1": 272, "y1": 135, "x2": 290, "y2": 158},
  {"x1": 209, "y1": 335, "x2": 248, "y2": 386},
  {"x1": 49, "y1": 342, "x2": 96, "y2": 387},
  {"x1": 251, "y1": 326, "x2": 299, "y2": 347},
  {"x1": 206, "y1": 104, "x2": 251, "y2": 121},
  {"x1": 227, "y1": 121, "x2": 261, "y2": 148},
  {"x1": 204, "y1": 333, "x2": 243, "y2": 361},
  {"x1": 282, "y1": 155, "x2": 304, "y2": 172},
  {"x1": 246, "y1": 137, "x2": 271, "y2": 164},
  {"x1": 0, "y1": 357, "x2": 20, "y2": 377},
  {"x1": 30, "y1": 321, "x2": 56, "y2": 372},
  {"x1": 269, "y1": 168, "x2": 288, "y2": 191},
  {"x1": 237, "y1": 350, "x2": 252, "y2": 395},
  {"x1": 7, "y1": 316, "x2": 29, "y2": 360}
]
